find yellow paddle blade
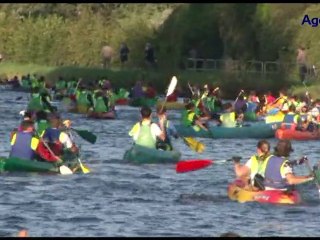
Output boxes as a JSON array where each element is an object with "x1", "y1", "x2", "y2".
[
  {"x1": 80, "y1": 162, "x2": 91, "y2": 174},
  {"x1": 184, "y1": 137, "x2": 205, "y2": 153}
]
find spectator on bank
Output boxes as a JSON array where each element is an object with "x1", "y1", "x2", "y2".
[
  {"x1": 101, "y1": 45, "x2": 114, "y2": 69},
  {"x1": 119, "y1": 42, "x2": 130, "y2": 65},
  {"x1": 145, "y1": 43, "x2": 156, "y2": 68},
  {"x1": 296, "y1": 46, "x2": 308, "y2": 83}
]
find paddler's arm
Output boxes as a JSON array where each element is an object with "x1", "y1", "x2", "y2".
[
  {"x1": 41, "y1": 95, "x2": 56, "y2": 112},
  {"x1": 59, "y1": 132, "x2": 79, "y2": 154},
  {"x1": 234, "y1": 157, "x2": 251, "y2": 178},
  {"x1": 152, "y1": 123, "x2": 165, "y2": 141},
  {"x1": 282, "y1": 161, "x2": 314, "y2": 185}
]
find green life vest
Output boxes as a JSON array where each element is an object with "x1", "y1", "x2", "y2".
[
  {"x1": 77, "y1": 90, "x2": 89, "y2": 106},
  {"x1": 27, "y1": 94, "x2": 43, "y2": 111},
  {"x1": 36, "y1": 120, "x2": 50, "y2": 136},
  {"x1": 21, "y1": 79, "x2": 30, "y2": 88},
  {"x1": 181, "y1": 110, "x2": 200, "y2": 131},
  {"x1": 220, "y1": 112, "x2": 237, "y2": 128},
  {"x1": 56, "y1": 81, "x2": 66, "y2": 91},
  {"x1": 135, "y1": 122, "x2": 156, "y2": 149},
  {"x1": 94, "y1": 96, "x2": 108, "y2": 113},
  {"x1": 118, "y1": 88, "x2": 129, "y2": 98}
]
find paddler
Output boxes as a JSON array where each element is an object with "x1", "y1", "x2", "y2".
[
  {"x1": 219, "y1": 103, "x2": 243, "y2": 128},
  {"x1": 35, "y1": 110, "x2": 50, "y2": 136},
  {"x1": 181, "y1": 102, "x2": 209, "y2": 131},
  {"x1": 9, "y1": 120, "x2": 62, "y2": 163},
  {"x1": 128, "y1": 106, "x2": 165, "y2": 149},
  {"x1": 280, "y1": 105, "x2": 302, "y2": 130},
  {"x1": 234, "y1": 140, "x2": 314, "y2": 191},
  {"x1": 42, "y1": 113, "x2": 79, "y2": 159},
  {"x1": 155, "y1": 106, "x2": 178, "y2": 151}
]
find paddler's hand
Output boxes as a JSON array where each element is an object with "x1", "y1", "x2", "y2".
[
  {"x1": 55, "y1": 158, "x2": 64, "y2": 165},
  {"x1": 70, "y1": 144, "x2": 79, "y2": 154}
]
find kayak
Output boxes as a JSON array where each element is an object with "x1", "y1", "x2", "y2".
[
  {"x1": 275, "y1": 128, "x2": 320, "y2": 140},
  {"x1": 0, "y1": 156, "x2": 79, "y2": 174},
  {"x1": 115, "y1": 98, "x2": 129, "y2": 105},
  {"x1": 69, "y1": 105, "x2": 88, "y2": 114},
  {"x1": 123, "y1": 144, "x2": 181, "y2": 164},
  {"x1": 265, "y1": 111, "x2": 285, "y2": 124},
  {"x1": 175, "y1": 122, "x2": 276, "y2": 139},
  {"x1": 87, "y1": 110, "x2": 116, "y2": 119},
  {"x1": 129, "y1": 97, "x2": 157, "y2": 107},
  {"x1": 227, "y1": 179, "x2": 301, "y2": 205},
  {"x1": 156, "y1": 100, "x2": 185, "y2": 110}
]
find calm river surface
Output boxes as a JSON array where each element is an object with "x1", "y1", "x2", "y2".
[{"x1": 0, "y1": 90, "x2": 319, "y2": 237}]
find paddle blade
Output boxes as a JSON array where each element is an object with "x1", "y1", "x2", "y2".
[
  {"x1": 72, "y1": 128, "x2": 97, "y2": 144},
  {"x1": 59, "y1": 165, "x2": 73, "y2": 175},
  {"x1": 166, "y1": 76, "x2": 178, "y2": 97},
  {"x1": 176, "y1": 159, "x2": 213, "y2": 173},
  {"x1": 183, "y1": 137, "x2": 205, "y2": 153},
  {"x1": 80, "y1": 162, "x2": 90, "y2": 174}
]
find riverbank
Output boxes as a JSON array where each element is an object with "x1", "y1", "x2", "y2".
[{"x1": 0, "y1": 62, "x2": 294, "y2": 98}]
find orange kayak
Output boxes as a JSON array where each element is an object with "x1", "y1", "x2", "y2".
[
  {"x1": 228, "y1": 179, "x2": 301, "y2": 205},
  {"x1": 275, "y1": 128, "x2": 320, "y2": 140}
]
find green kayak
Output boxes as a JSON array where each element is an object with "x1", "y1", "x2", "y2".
[
  {"x1": 123, "y1": 144, "x2": 181, "y2": 164},
  {"x1": 129, "y1": 97, "x2": 157, "y2": 107},
  {"x1": 175, "y1": 122, "x2": 276, "y2": 139},
  {"x1": 0, "y1": 157, "x2": 79, "y2": 174}
]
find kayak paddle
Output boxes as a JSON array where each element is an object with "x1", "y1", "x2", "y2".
[
  {"x1": 182, "y1": 137, "x2": 205, "y2": 153},
  {"x1": 303, "y1": 156, "x2": 320, "y2": 198},
  {"x1": 176, "y1": 158, "x2": 236, "y2": 173},
  {"x1": 71, "y1": 128, "x2": 97, "y2": 144},
  {"x1": 68, "y1": 130, "x2": 91, "y2": 174},
  {"x1": 159, "y1": 76, "x2": 178, "y2": 113},
  {"x1": 233, "y1": 89, "x2": 245, "y2": 107},
  {"x1": 35, "y1": 130, "x2": 73, "y2": 175}
]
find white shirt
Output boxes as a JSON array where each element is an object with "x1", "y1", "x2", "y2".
[{"x1": 59, "y1": 132, "x2": 73, "y2": 149}]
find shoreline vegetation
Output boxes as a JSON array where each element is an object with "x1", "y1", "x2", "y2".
[{"x1": 0, "y1": 3, "x2": 319, "y2": 98}]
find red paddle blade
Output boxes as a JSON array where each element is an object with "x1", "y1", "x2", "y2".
[{"x1": 176, "y1": 159, "x2": 213, "y2": 173}]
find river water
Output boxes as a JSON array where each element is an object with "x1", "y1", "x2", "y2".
[{"x1": 0, "y1": 90, "x2": 319, "y2": 237}]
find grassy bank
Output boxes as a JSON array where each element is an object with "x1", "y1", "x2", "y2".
[{"x1": 0, "y1": 62, "x2": 295, "y2": 98}]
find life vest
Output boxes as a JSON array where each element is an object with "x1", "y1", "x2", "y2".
[
  {"x1": 251, "y1": 155, "x2": 289, "y2": 189},
  {"x1": 27, "y1": 93, "x2": 43, "y2": 111},
  {"x1": 246, "y1": 102, "x2": 257, "y2": 113},
  {"x1": 94, "y1": 96, "x2": 108, "y2": 113},
  {"x1": 181, "y1": 110, "x2": 200, "y2": 130},
  {"x1": 135, "y1": 122, "x2": 156, "y2": 149},
  {"x1": 220, "y1": 112, "x2": 237, "y2": 128},
  {"x1": 9, "y1": 132, "x2": 38, "y2": 160},
  {"x1": 42, "y1": 128, "x2": 63, "y2": 155},
  {"x1": 36, "y1": 120, "x2": 50, "y2": 137},
  {"x1": 56, "y1": 81, "x2": 66, "y2": 91},
  {"x1": 281, "y1": 113, "x2": 299, "y2": 130},
  {"x1": 77, "y1": 90, "x2": 90, "y2": 106}
]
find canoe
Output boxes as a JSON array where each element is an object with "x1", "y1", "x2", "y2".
[
  {"x1": 175, "y1": 122, "x2": 276, "y2": 139},
  {"x1": 275, "y1": 128, "x2": 320, "y2": 140},
  {"x1": 227, "y1": 179, "x2": 301, "y2": 205},
  {"x1": 87, "y1": 110, "x2": 116, "y2": 119},
  {"x1": 0, "y1": 156, "x2": 79, "y2": 174},
  {"x1": 115, "y1": 98, "x2": 129, "y2": 105},
  {"x1": 123, "y1": 144, "x2": 181, "y2": 164},
  {"x1": 156, "y1": 100, "x2": 185, "y2": 110},
  {"x1": 129, "y1": 97, "x2": 157, "y2": 107}
]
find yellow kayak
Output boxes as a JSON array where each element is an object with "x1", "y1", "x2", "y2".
[
  {"x1": 156, "y1": 100, "x2": 185, "y2": 110},
  {"x1": 228, "y1": 179, "x2": 301, "y2": 205}
]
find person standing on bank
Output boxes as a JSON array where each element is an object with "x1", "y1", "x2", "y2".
[
  {"x1": 296, "y1": 46, "x2": 308, "y2": 84},
  {"x1": 145, "y1": 42, "x2": 156, "y2": 68},
  {"x1": 119, "y1": 42, "x2": 130, "y2": 66}
]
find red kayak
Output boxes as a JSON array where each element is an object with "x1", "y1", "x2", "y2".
[
  {"x1": 275, "y1": 128, "x2": 320, "y2": 140},
  {"x1": 115, "y1": 98, "x2": 129, "y2": 105},
  {"x1": 228, "y1": 179, "x2": 301, "y2": 205}
]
